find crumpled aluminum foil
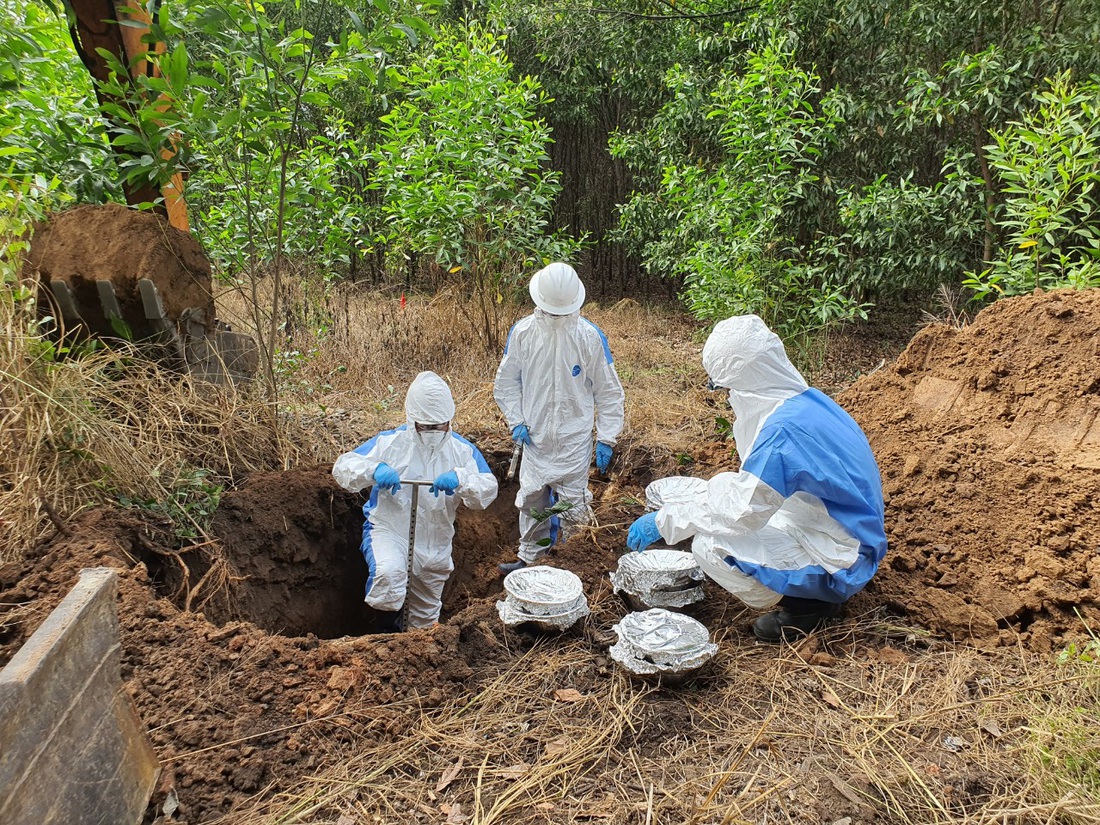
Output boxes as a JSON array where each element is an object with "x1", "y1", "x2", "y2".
[
  {"x1": 644, "y1": 476, "x2": 708, "y2": 511},
  {"x1": 496, "y1": 592, "x2": 589, "y2": 630},
  {"x1": 502, "y1": 566, "x2": 584, "y2": 617},
  {"x1": 497, "y1": 566, "x2": 589, "y2": 630},
  {"x1": 609, "y1": 609, "x2": 717, "y2": 675},
  {"x1": 610, "y1": 549, "x2": 705, "y2": 609}
]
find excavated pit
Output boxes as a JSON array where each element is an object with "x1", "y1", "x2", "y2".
[{"x1": 144, "y1": 463, "x2": 520, "y2": 639}]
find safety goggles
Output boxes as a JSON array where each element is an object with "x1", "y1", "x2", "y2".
[
  {"x1": 414, "y1": 422, "x2": 451, "y2": 433},
  {"x1": 706, "y1": 378, "x2": 728, "y2": 392}
]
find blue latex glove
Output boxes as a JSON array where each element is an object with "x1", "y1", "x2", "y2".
[
  {"x1": 373, "y1": 462, "x2": 402, "y2": 494},
  {"x1": 512, "y1": 423, "x2": 533, "y2": 446},
  {"x1": 627, "y1": 512, "x2": 662, "y2": 553},
  {"x1": 595, "y1": 441, "x2": 613, "y2": 473},
  {"x1": 430, "y1": 470, "x2": 459, "y2": 497}
]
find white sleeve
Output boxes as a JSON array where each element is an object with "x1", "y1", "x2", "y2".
[
  {"x1": 493, "y1": 336, "x2": 525, "y2": 431},
  {"x1": 656, "y1": 471, "x2": 784, "y2": 544},
  {"x1": 332, "y1": 441, "x2": 387, "y2": 493},
  {"x1": 591, "y1": 345, "x2": 625, "y2": 446},
  {"x1": 454, "y1": 464, "x2": 498, "y2": 511}
]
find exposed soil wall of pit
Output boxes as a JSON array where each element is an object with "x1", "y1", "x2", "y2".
[
  {"x1": 444, "y1": 450, "x2": 520, "y2": 616},
  {"x1": 178, "y1": 463, "x2": 520, "y2": 637},
  {"x1": 196, "y1": 466, "x2": 369, "y2": 638}
]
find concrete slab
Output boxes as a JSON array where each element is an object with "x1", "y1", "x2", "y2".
[{"x1": 0, "y1": 568, "x2": 159, "y2": 825}]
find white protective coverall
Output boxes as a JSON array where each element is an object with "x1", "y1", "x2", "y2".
[
  {"x1": 494, "y1": 309, "x2": 625, "y2": 563},
  {"x1": 332, "y1": 372, "x2": 498, "y2": 628},
  {"x1": 653, "y1": 316, "x2": 887, "y2": 607}
]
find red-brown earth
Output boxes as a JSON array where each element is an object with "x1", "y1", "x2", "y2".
[{"x1": 1, "y1": 288, "x2": 1098, "y2": 822}]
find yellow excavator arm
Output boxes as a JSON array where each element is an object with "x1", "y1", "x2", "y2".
[{"x1": 27, "y1": 3, "x2": 258, "y2": 383}]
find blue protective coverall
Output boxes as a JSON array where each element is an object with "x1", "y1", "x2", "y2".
[
  {"x1": 653, "y1": 316, "x2": 887, "y2": 607},
  {"x1": 332, "y1": 372, "x2": 498, "y2": 627}
]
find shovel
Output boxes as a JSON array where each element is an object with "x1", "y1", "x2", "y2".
[{"x1": 399, "y1": 478, "x2": 436, "y2": 632}]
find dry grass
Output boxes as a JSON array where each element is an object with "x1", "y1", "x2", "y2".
[
  {"x1": 0, "y1": 284, "x2": 319, "y2": 559},
  {"x1": 215, "y1": 621, "x2": 1100, "y2": 825},
  {"x1": 217, "y1": 279, "x2": 715, "y2": 467}
]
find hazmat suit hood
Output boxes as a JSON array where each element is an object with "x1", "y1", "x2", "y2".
[
  {"x1": 533, "y1": 306, "x2": 580, "y2": 332},
  {"x1": 405, "y1": 371, "x2": 455, "y2": 427},
  {"x1": 702, "y1": 315, "x2": 808, "y2": 457}
]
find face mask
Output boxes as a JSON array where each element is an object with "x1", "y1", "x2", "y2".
[
  {"x1": 544, "y1": 313, "x2": 572, "y2": 330},
  {"x1": 418, "y1": 430, "x2": 447, "y2": 448}
]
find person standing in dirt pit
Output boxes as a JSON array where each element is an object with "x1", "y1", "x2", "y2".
[
  {"x1": 331, "y1": 371, "x2": 498, "y2": 632},
  {"x1": 494, "y1": 262, "x2": 626, "y2": 574},
  {"x1": 627, "y1": 315, "x2": 887, "y2": 642}
]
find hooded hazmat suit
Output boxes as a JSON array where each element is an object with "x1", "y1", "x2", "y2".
[
  {"x1": 651, "y1": 315, "x2": 887, "y2": 607},
  {"x1": 494, "y1": 266, "x2": 625, "y2": 563},
  {"x1": 332, "y1": 372, "x2": 498, "y2": 628}
]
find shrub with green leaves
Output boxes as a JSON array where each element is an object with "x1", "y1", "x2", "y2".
[
  {"x1": 965, "y1": 73, "x2": 1100, "y2": 299},
  {"x1": 117, "y1": 466, "x2": 223, "y2": 543},
  {"x1": 370, "y1": 23, "x2": 579, "y2": 351},
  {"x1": 612, "y1": 34, "x2": 867, "y2": 338},
  {"x1": 0, "y1": 1, "x2": 118, "y2": 204}
]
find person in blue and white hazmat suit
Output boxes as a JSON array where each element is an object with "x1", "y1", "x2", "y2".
[
  {"x1": 494, "y1": 262, "x2": 626, "y2": 574},
  {"x1": 627, "y1": 315, "x2": 887, "y2": 642},
  {"x1": 332, "y1": 371, "x2": 498, "y2": 632}
]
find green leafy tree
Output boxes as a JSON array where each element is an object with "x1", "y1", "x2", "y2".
[
  {"x1": 84, "y1": 0, "x2": 434, "y2": 395},
  {"x1": 785, "y1": 0, "x2": 1100, "y2": 297},
  {"x1": 613, "y1": 33, "x2": 867, "y2": 337},
  {"x1": 370, "y1": 22, "x2": 578, "y2": 351},
  {"x1": 0, "y1": 0, "x2": 118, "y2": 204},
  {"x1": 964, "y1": 73, "x2": 1100, "y2": 298}
]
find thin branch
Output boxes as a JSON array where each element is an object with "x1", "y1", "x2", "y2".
[{"x1": 548, "y1": 3, "x2": 759, "y2": 21}]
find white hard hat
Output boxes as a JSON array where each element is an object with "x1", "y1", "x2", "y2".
[{"x1": 529, "y1": 262, "x2": 585, "y2": 315}]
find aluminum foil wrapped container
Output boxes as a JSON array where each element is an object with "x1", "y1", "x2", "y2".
[
  {"x1": 644, "y1": 476, "x2": 708, "y2": 511},
  {"x1": 610, "y1": 609, "x2": 717, "y2": 676},
  {"x1": 610, "y1": 549, "x2": 705, "y2": 609},
  {"x1": 497, "y1": 566, "x2": 589, "y2": 631}
]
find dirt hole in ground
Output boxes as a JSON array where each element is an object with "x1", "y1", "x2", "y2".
[{"x1": 144, "y1": 461, "x2": 519, "y2": 639}]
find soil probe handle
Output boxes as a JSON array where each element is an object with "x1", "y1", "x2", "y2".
[{"x1": 400, "y1": 480, "x2": 434, "y2": 632}]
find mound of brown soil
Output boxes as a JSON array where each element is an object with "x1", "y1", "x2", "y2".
[
  {"x1": 842, "y1": 288, "x2": 1100, "y2": 650},
  {"x1": 26, "y1": 202, "x2": 213, "y2": 336}
]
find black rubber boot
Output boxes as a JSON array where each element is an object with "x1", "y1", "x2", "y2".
[
  {"x1": 374, "y1": 609, "x2": 403, "y2": 634},
  {"x1": 752, "y1": 597, "x2": 842, "y2": 643},
  {"x1": 498, "y1": 559, "x2": 527, "y2": 575}
]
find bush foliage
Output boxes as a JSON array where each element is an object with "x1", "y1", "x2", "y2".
[{"x1": 3, "y1": 0, "x2": 1099, "y2": 340}]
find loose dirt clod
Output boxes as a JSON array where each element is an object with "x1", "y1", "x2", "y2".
[{"x1": 26, "y1": 202, "x2": 214, "y2": 335}]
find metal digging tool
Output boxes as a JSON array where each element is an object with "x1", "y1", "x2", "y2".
[
  {"x1": 400, "y1": 479, "x2": 435, "y2": 632},
  {"x1": 506, "y1": 442, "x2": 523, "y2": 481}
]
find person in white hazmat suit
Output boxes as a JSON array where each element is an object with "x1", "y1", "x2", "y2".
[
  {"x1": 627, "y1": 315, "x2": 887, "y2": 642},
  {"x1": 332, "y1": 371, "x2": 498, "y2": 632},
  {"x1": 494, "y1": 263, "x2": 626, "y2": 574}
]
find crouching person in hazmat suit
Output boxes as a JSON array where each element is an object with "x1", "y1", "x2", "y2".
[
  {"x1": 626, "y1": 316, "x2": 887, "y2": 642},
  {"x1": 332, "y1": 371, "x2": 498, "y2": 632},
  {"x1": 494, "y1": 262, "x2": 626, "y2": 574}
]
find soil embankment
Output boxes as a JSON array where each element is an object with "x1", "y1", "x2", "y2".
[{"x1": 843, "y1": 288, "x2": 1100, "y2": 649}]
